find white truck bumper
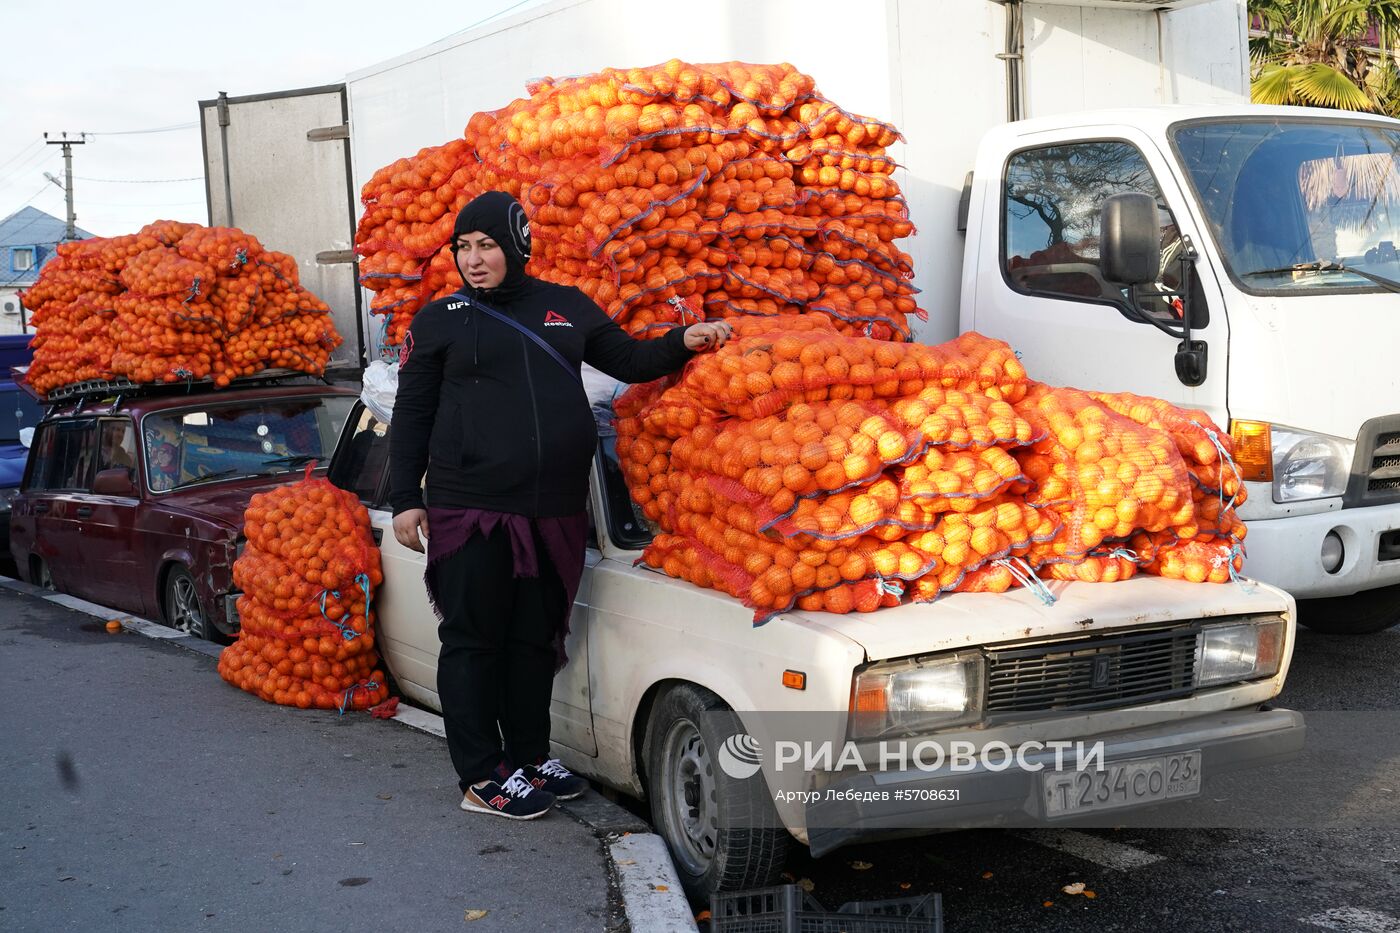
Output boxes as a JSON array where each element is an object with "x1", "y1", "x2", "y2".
[{"x1": 1241, "y1": 503, "x2": 1400, "y2": 599}]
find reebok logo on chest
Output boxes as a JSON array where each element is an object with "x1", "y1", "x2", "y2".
[{"x1": 543, "y1": 311, "x2": 572, "y2": 327}]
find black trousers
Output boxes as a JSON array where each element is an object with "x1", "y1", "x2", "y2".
[{"x1": 429, "y1": 526, "x2": 564, "y2": 790}]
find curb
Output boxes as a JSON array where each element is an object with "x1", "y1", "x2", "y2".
[{"x1": 0, "y1": 576, "x2": 699, "y2": 932}]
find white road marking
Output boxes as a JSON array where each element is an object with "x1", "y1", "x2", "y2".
[
  {"x1": 1015, "y1": 829, "x2": 1165, "y2": 870},
  {"x1": 1300, "y1": 907, "x2": 1400, "y2": 932},
  {"x1": 609, "y1": 833, "x2": 698, "y2": 932}
]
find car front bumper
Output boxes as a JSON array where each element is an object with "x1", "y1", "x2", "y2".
[{"x1": 804, "y1": 707, "x2": 1304, "y2": 857}]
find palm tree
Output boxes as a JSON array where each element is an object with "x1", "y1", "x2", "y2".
[{"x1": 1250, "y1": 0, "x2": 1400, "y2": 113}]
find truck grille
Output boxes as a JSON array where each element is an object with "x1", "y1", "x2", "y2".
[
  {"x1": 985, "y1": 626, "x2": 1199, "y2": 714},
  {"x1": 1347, "y1": 417, "x2": 1400, "y2": 506}
]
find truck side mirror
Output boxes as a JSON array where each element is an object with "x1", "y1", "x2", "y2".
[
  {"x1": 93, "y1": 467, "x2": 136, "y2": 496},
  {"x1": 1100, "y1": 192, "x2": 1159, "y2": 285}
]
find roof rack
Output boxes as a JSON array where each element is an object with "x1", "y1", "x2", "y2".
[{"x1": 8, "y1": 366, "x2": 331, "y2": 414}]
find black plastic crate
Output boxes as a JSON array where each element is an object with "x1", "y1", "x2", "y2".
[{"x1": 711, "y1": 884, "x2": 943, "y2": 933}]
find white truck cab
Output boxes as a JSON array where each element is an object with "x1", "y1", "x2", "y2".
[
  {"x1": 962, "y1": 105, "x2": 1400, "y2": 631},
  {"x1": 328, "y1": 401, "x2": 1304, "y2": 901}
]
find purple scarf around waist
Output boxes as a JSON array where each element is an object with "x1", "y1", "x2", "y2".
[{"x1": 425, "y1": 507, "x2": 589, "y2": 671}]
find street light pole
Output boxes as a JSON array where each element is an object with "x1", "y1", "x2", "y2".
[{"x1": 43, "y1": 132, "x2": 87, "y2": 241}]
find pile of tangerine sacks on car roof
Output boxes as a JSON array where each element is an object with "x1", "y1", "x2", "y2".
[
  {"x1": 19, "y1": 220, "x2": 342, "y2": 396},
  {"x1": 354, "y1": 60, "x2": 922, "y2": 347},
  {"x1": 614, "y1": 317, "x2": 1249, "y2": 623},
  {"x1": 218, "y1": 476, "x2": 390, "y2": 712}
]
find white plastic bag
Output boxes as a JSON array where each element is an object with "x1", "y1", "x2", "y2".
[
  {"x1": 361, "y1": 360, "x2": 399, "y2": 424},
  {"x1": 582, "y1": 364, "x2": 623, "y2": 437}
]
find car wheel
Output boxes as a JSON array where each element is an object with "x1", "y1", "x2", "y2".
[
  {"x1": 643, "y1": 683, "x2": 789, "y2": 903},
  {"x1": 164, "y1": 565, "x2": 211, "y2": 640},
  {"x1": 1297, "y1": 583, "x2": 1400, "y2": 635},
  {"x1": 33, "y1": 558, "x2": 55, "y2": 592}
]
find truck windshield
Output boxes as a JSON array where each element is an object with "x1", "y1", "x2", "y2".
[
  {"x1": 143, "y1": 395, "x2": 354, "y2": 492},
  {"x1": 1173, "y1": 119, "x2": 1400, "y2": 292}
]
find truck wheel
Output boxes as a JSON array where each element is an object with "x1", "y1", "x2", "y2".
[
  {"x1": 1297, "y1": 583, "x2": 1400, "y2": 635},
  {"x1": 643, "y1": 683, "x2": 789, "y2": 903},
  {"x1": 164, "y1": 565, "x2": 213, "y2": 641}
]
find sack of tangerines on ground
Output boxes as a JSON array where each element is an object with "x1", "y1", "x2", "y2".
[{"x1": 218, "y1": 475, "x2": 390, "y2": 712}]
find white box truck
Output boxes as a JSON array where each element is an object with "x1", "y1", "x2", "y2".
[
  {"x1": 289, "y1": 0, "x2": 1324, "y2": 901},
  {"x1": 331, "y1": 0, "x2": 1398, "y2": 631}
]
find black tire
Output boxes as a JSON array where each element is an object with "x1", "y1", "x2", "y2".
[
  {"x1": 164, "y1": 565, "x2": 214, "y2": 641},
  {"x1": 1297, "y1": 583, "x2": 1400, "y2": 635},
  {"x1": 642, "y1": 683, "x2": 789, "y2": 904}
]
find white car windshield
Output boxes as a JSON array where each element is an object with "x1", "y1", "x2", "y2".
[{"x1": 1174, "y1": 118, "x2": 1400, "y2": 291}]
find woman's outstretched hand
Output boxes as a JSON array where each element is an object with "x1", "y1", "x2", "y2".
[{"x1": 684, "y1": 320, "x2": 734, "y2": 352}]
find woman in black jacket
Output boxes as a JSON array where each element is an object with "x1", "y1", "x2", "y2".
[{"x1": 389, "y1": 191, "x2": 730, "y2": 820}]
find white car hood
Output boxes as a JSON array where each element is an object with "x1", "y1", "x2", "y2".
[{"x1": 786, "y1": 576, "x2": 1292, "y2": 662}]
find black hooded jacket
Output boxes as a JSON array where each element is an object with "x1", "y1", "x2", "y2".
[{"x1": 388, "y1": 193, "x2": 694, "y2": 518}]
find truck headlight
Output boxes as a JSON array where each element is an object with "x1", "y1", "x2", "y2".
[
  {"x1": 1195, "y1": 618, "x2": 1285, "y2": 688},
  {"x1": 849, "y1": 651, "x2": 985, "y2": 738},
  {"x1": 1230, "y1": 421, "x2": 1354, "y2": 503},
  {"x1": 1273, "y1": 426, "x2": 1353, "y2": 503}
]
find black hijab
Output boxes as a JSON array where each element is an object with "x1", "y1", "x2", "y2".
[{"x1": 452, "y1": 191, "x2": 533, "y2": 303}]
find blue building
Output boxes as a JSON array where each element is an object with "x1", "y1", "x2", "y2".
[{"x1": 0, "y1": 206, "x2": 92, "y2": 334}]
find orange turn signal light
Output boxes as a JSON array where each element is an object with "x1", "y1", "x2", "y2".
[
  {"x1": 1229, "y1": 420, "x2": 1273, "y2": 483},
  {"x1": 782, "y1": 670, "x2": 806, "y2": 690}
]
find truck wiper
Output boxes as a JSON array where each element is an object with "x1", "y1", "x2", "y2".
[{"x1": 1243, "y1": 260, "x2": 1400, "y2": 294}]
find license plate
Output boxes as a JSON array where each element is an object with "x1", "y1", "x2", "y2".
[{"x1": 1043, "y1": 750, "x2": 1202, "y2": 817}]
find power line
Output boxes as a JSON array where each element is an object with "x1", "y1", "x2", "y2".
[
  {"x1": 1, "y1": 182, "x2": 61, "y2": 223},
  {"x1": 0, "y1": 151, "x2": 60, "y2": 193},
  {"x1": 85, "y1": 122, "x2": 198, "y2": 137},
  {"x1": 0, "y1": 140, "x2": 45, "y2": 177},
  {"x1": 73, "y1": 175, "x2": 204, "y2": 184},
  {"x1": 440, "y1": 0, "x2": 540, "y2": 43},
  {"x1": 75, "y1": 197, "x2": 205, "y2": 207}
]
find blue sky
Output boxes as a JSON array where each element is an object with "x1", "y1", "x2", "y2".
[{"x1": 0, "y1": 0, "x2": 547, "y2": 237}]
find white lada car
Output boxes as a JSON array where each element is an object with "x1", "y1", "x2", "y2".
[{"x1": 326, "y1": 398, "x2": 1305, "y2": 901}]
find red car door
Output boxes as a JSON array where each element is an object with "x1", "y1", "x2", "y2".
[
  {"x1": 27, "y1": 418, "x2": 98, "y2": 598},
  {"x1": 77, "y1": 418, "x2": 147, "y2": 614}
]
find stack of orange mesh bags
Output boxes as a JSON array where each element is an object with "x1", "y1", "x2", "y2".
[
  {"x1": 20, "y1": 221, "x2": 341, "y2": 396},
  {"x1": 354, "y1": 60, "x2": 920, "y2": 347},
  {"x1": 218, "y1": 476, "x2": 390, "y2": 711},
  {"x1": 615, "y1": 317, "x2": 1248, "y2": 622}
]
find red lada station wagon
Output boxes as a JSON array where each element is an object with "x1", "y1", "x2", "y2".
[{"x1": 9, "y1": 380, "x2": 355, "y2": 640}]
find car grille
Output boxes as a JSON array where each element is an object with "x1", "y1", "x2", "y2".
[
  {"x1": 1347, "y1": 417, "x2": 1400, "y2": 506},
  {"x1": 985, "y1": 625, "x2": 1199, "y2": 714}
]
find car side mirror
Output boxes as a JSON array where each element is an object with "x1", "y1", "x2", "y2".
[
  {"x1": 1100, "y1": 192, "x2": 1160, "y2": 285},
  {"x1": 93, "y1": 467, "x2": 136, "y2": 496}
]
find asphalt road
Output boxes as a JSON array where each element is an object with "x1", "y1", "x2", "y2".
[
  {"x1": 0, "y1": 587, "x2": 615, "y2": 933},
  {"x1": 7, "y1": 578, "x2": 1400, "y2": 932},
  {"x1": 775, "y1": 623, "x2": 1400, "y2": 932}
]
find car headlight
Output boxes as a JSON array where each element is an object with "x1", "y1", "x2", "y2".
[
  {"x1": 1230, "y1": 421, "x2": 1354, "y2": 503},
  {"x1": 1195, "y1": 618, "x2": 1285, "y2": 689},
  {"x1": 849, "y1": 651, "x2": 985, "y2": 738}
]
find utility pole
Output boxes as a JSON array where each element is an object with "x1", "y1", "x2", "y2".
[{"x1": 43, "y1": 132, "x2": 87, "y2": 241}]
